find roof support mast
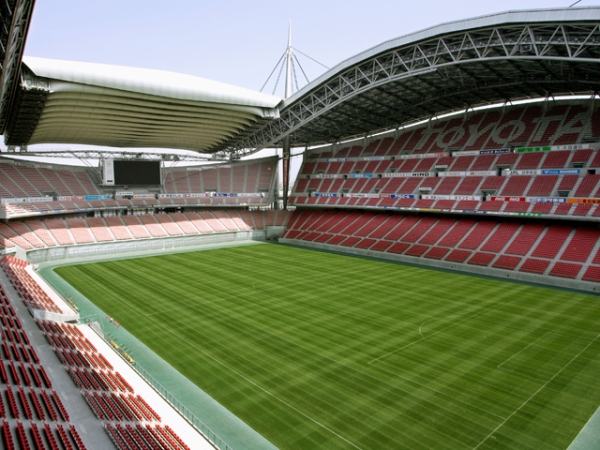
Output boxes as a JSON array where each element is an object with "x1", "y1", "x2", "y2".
[{"x1": 282, "y1": 21, "x2": 293, "y2": 210}]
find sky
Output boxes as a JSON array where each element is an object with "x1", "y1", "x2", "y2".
[
  {"x1": 25, "y1": 0, "x2": 600, "y2": 96},
  {"x1": 11, "y1": 0, "x2": 600, "y2": 181}
]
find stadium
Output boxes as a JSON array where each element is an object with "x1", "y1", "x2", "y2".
[{"x1": 0, "y1": 2, "x2": 600, "y2": 450}]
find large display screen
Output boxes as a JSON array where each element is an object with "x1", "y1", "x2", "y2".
[{"x1": 113, "y1": 160, "x2": 161, "y2": 185}]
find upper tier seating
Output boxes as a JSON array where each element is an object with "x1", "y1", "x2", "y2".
[
  {"x1": 0, "y1": 159, "x2": 276, "y2": 221},
  {"x1": 306, "y1": 103, "x2": 597, "y2": 160},
  {"x1": 293, "y1": 102, "x2": 600, "y2": 220},
  {"x1": 162, "y1": 160, "x2": 276, "y2": 196},
  {"x1": 0, "y1": 165, "x2": 100, "y2": 198}
]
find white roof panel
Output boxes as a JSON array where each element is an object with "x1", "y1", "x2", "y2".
[{"x1": 24, "y1": 56, "x2": 281, "y2": 109}]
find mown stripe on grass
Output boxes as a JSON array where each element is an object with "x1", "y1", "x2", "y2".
[{"x1": 55, "y1": 243, "x2": 600, "y2": 450}]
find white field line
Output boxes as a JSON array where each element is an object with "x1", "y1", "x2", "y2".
[
  {"x1": 368, "y1": 308, "x2": 493, "y2": 365},
  {"x1": 472, "y1": 331, "x2": 600, "y2": 450},
  {"x1": 497, "y1": 331, "x2": 594, "y2": 371},
  {"x1": 146, "y1": 276, "x2": 415, "y2": 355},
  {"x1": 147, "y1": 317, "x2": 366, "y2": 450},
  {"x1": 374, "y1": 363, "x2": 506, "y2": 420},
  {"x1": 496, "y1": 333, "x2": 550, "y2": 370},
  {"x1": 90, "y1": 267, "x2": 376, "y2": 450},
  {"x1": 75, "y1": 254, "x2": 581, "y2": 449},
  {"x1": 418, "y1": 315, "x2": 462, "y2": 339},
  {"x1": 144, "y1": 296, "x2": 233, "y2": 316}
]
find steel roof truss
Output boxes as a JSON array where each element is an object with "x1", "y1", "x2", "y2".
[
  {"x1": 219, "y1": 21, "x2": 600, "y2": 156},
  {"x1": 573, "y1": 25, "x2": 599, "y2": 58}
]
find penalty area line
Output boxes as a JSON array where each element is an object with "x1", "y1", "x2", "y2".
[
  {"x1": 472, "y1": 330, "x2": 600, "y2": 450},
  {"x1": 148, "y1": 318, "x2": 366, "y2": 450},
  {"x1": 373, "y1": 364, "x2": 506, "y2": 421},
  {"x1": 368, "y1": 309, "x2": 490, "y2": 365}
]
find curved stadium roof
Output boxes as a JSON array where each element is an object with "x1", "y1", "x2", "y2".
[
  {"x1": 3, "y1": 56, "x2": 281, "y2": 152},
  {"x1": 1, "y1": 5, "x2": 599, "y2": 157},
  {"x1": 218, "y1": 7, "x2": 600, "y2": 157}
]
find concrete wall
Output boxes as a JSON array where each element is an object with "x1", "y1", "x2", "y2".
[{"x1": 26, "y1": 230, "x2": 266, "y2": 264}]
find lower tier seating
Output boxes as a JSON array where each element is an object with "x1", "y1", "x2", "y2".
[
  {"x1": 0, "y1": 281, "x2": 87, "y2": 450},
  {"x1": 0, "y1": 210, "x2": 292, "y2": 251},
  {"x1": 283, "y1": 209, "x2": 600, "y2": 282}
]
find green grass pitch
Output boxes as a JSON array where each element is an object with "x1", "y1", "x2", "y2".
[{"x1": 54, "y1": 243, "x2": 600, "y2": 450}]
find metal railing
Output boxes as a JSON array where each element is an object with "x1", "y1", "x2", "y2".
[
  {"x1": 27, "y1": 231, "x2": 266, "y2": 264},
  {"x1": 88, "y1": 321, "x2": 232, "y2": 450},
  {"x1": 132, "y1": 363, "x2": 232, "y2": 450}
]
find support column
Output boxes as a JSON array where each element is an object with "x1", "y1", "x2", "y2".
[{"x1": 282, "y1": 136, "x2": 291, "y2": 210}]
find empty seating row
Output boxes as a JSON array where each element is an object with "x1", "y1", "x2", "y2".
[
  {"x1": 0, "y1": 164, "x2": 100, "y2": 199},
  {"x1": 292, "y1": 194, "x2": 599, "y2": 219},
  {"x1": 105, "y1": 422, "x2": 191, "y2": 450},
  {"x1": 283, "y1": 210, "x2": 600, "y2": 282},
  {"x1": 0, "y1": 158, "x2": 276, "y2": 201},
  {"x1": 0, "y1": 420, "x2": 86, "y2": 450},
  {"x1": 1, "y1": 385, "x2": 67, "y2": 422},
  {"x1": 35, "y1": 318, "x2": 189, "y2": 447},
  {"x1": 0, "y1": 195, "x2": 274, "y2": 219},
  {"x1": 301, "y1": 148, "x2": 598, "y2": 178},
  {"x1": 163, "y1": 159, "x2": 276, "y2": 195},
  {"x1": 0, "y1": 257, "x2": 62, "y2": 313},
  {"x1": 305, "y1": 102, "x2": 599, "y2": 159},
  {"x1": 0, "y1": 282, "x2": 88, "y2": 450},
  {"x1": 0, "y1": 210, "x2": 292, "y2": 250},
  {"x1": 295, "y1": 173, "x2": 600, "y2": 199}
]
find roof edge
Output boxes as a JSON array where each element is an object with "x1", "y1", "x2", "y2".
[
  {"x1": 283, "y1": 6, "x2": 600, "y2": 107},
  {"x1": 23, "y1": 56, "x2": 283, "y2": 109}
]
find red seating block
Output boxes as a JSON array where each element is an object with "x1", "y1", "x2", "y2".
[
  {"x1": 30, "y1": 423, "x2": 46, "y2": 450},
  {"x1": 17, "y1": 388, "x2": 33, "y2": 420},
  {"x1": 387, "y1": 242, "x2": 410, "y2": 254},
  {"x1": 554, "y1": 203, "x2": 573, "y2": 215},
  {"x1": 40, "y1": 390, "x2": 59, "y2": 421},
  {"x1": 355, "y1": 238, "x2": 377, "y2": 249},
  {"x1": 5, "y1": 386, "x2": 19, "y2": 419},
  {"x1": 339, "y1": 236, "x2": 361, "y2": 247},
  {"x1": 29, "y1": 389, "x2": 45, "y2": 421},
  {"x1": 504, "y1": 224, "x2": 544, "y2": 256},
  {"x1": 326, "y1": 235, "x2": 345, "y2": 245},
  {"x1": 16, "y1": 422, "x2": 31, "y2": 450},
  {"x1": 44, "y1": 423, "x2": 60, "y2": 450},
  {"x1": 2, "y1": 421, "x2": 15, "y2": 450},
  {"x1": 52, "y1": 391, "x2": 70, "y2": 422},
  {"x1": 423, "y1": 247, "x2": 449, "y2": 260},
  {"x1": 549, "y1": 262, "x2": 582, "y2": 279},
  {"x1": 503, "y1": 201, "x2": 530, "y2": 213},
  {"x1": 446, "y1": 250, "x2": 471, "y2": 263},
  {"x1": 405, "y1": 244, "x2": 429, "y2": 257},
  {"x1": 56, "y1": 424, "x2": 74, "y2": 450},
  {"x1": 480, "y1": 222, "x2": 518, "y2": 253},
  {"x1": 467, "y1": 252, "x2": 495, "y2": 266},
  {"x1": 493, "y1": 256, "x2": 521, "y2": 270},
  {"x1": 371, "y1": 240, "x2": 393, "y2": 252},
  {"x1": 479, "y1": 201, "x2": 504, "y2": 212},
  {"x1": 69, "y1": 425, "x2": 87, "y2": 450},
  {"x1": 531, "y1": 225, "x2": 571, "y2": 259},
  {"x1": 582, "y1": 266, "x2": 600, "y2": 283},
  {"x1": 531, "y1": 202, "x2": 553, "y2": 214},
  {"x1": 560, "y1": 228, "x2": 599, "y2": 262},
  {"x1": 573, "y1": 203, "x2": 593, "y2": 216}
]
